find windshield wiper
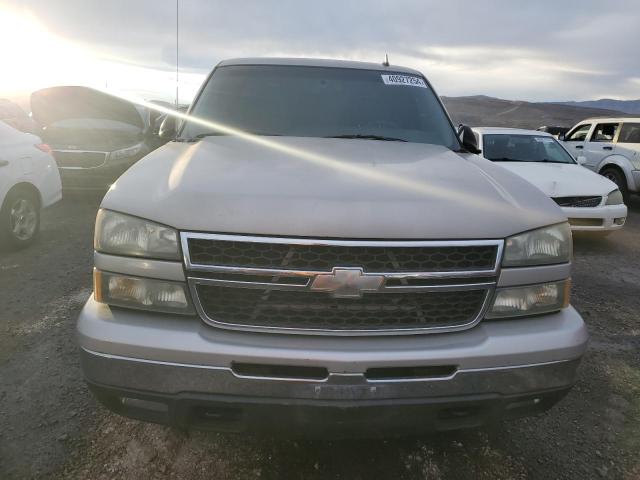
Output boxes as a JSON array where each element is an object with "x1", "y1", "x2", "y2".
[
  {"x1": 184, "y1": 132, "x2": 227, "y2": 142},
  {"x1": 489, "y1": 157, "x2": 570, "y2": 164},
  {"x1": 187, "y1": 131, "x2": 285, "y2": 141},
  {"x1": 325, "y1": 134, "x2": 408, "y2": 142}
]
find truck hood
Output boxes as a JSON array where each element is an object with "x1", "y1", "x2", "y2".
[
  {"x1": 494, "y1": 162, "x2": 618, "y2": 198},
  {"x1": 31, "y1": 86, "x2": 144, "y2": 129},
  {"x1": 102, "y1": 136, "x2": 566, "y2": 239}
]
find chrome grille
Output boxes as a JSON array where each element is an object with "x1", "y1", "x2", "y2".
[
  {"x1": 187, "y1": 237, "x2": 498, "y2": 273},
  {"x1": 553, "y1": 196, "x2": 602, "y2": 208},
  {"x1": 182, "y1": 233, "x2": 503, "y2": 335}
]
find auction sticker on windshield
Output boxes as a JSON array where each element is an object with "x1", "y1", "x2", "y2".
[{"x1": 381, "y1": 74, "x2": 427, "y2": 88}]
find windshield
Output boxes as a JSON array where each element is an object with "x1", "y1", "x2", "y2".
[
  {"x1": 181, "y1": 65, "x2": 459, "y2": 148},
  {"x1": 483, "y1": 134, "x2": 576, "y2": 164}
]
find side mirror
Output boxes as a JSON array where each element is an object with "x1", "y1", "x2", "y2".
[
  {"x1": 558, "y1": 133, "x2": 566, "y2": 141},
  {"x1": 457, "y1": 125, "x2": 481, "y2": 154},
  {"x1": 576, "y1": 156, "x2": 587, "y2": 165},
  {"x1": 159, "y1": 115, "x2": 177, "y2": 140},
  {"x1": 152, "y1": 114, "x2": 167, "y2": 135}
]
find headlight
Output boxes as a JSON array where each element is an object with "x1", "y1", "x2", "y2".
[
  {"x1": 110, "y1": 143, "x2": 143, "y2": 160},
  {"x1": 95, "y1": 209, "x2": 180, "y2": 260},
  {"x1": 503, "y1": 223, "x2": 572, "y2": 267},
  {"x1": 605, "y1": 189, "x2": 624, "y2": 205},
  {"x1": 486, "y1": 280, "x2": 570, "y2": 319},
  {"x1": 94, "y1": 270, "x2": 193, "y2": 314}
]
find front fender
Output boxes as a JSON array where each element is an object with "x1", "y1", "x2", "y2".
[{"x1": 596, "y1": 155, "x2": 637, "y2": 191}]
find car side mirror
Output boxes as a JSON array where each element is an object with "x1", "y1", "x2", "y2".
[
  {"x1": 457, "y1": 125, "x2": 481, "y2": 154},
  {"x1": 152, "y1": 114, "x2": 167, "y2": 135},
  {"x1": 576, "y1": 156, "x2": 587, "y2": 165},
  {"x1": 558, "y1": 133, "x2": 566, "y2": 141},
  {"x1": 159, "y1": 115, "x2": 177, "y2": 140}
]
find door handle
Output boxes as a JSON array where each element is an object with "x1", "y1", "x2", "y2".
[
  {"x1": 0, "y1": 159, "x2": 9, "y2": 167},
  {"x1": 575, "y1": 145, "x2": 583, "y2": 150},
  {"x1": 603, "y1": 146, "x2": 613, "y2": 150}
]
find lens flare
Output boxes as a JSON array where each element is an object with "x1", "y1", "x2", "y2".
[{"x1": 98, "y1": 88, "x2": 545, "y2": 218}]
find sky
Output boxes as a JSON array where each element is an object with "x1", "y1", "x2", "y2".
[{"x1": 1, "y1": 0, "x2": 639, "y2": 105}]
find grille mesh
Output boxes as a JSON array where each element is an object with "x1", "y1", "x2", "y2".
[
  {"x1": 195, "y1": 284, "x2": 487, "y2": 331},
  {"x1": 188, "y1": 239, "x2": 497, "y2": 272},
  {"x1": 553, "y1": 196, "x2": 602, "y2": 208},
  {"x1": 53, "y1": 151, "x2": 107, "y2": 168}
]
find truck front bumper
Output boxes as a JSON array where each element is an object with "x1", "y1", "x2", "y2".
[{"x1": 78, "y1": 298, "x2": 588, "y2": 434}]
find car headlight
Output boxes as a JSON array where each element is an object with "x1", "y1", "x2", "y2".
[
  {"x1": 605, "y1": 189, "x2": 624, "y2": 205},
  {"x1": 485, "y1": 280, "x2": 570, "y2": 319},
  {"x1": 95, "y1": 209, "x2": 180, "y2": 260},
  {"x1": 110, "y1": 143, "x2": 143, "y2": 160},
  {"x1": 94, "y1": 270, "x2": 193, "y2": 314},
  {"x1": 503, "y1": 223, "x2": 572, "y2": 267}
]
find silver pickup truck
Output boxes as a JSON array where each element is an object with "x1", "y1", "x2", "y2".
[{"x1": 77, "y1": 58, "x2": 588, "y2": 435}]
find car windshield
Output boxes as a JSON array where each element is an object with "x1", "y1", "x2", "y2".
[
  {"x1": 180, "y1": 65, "x2": 459, "y2": 149},
  {"x1": 483, "y1": 134, "x2": 576, "y2": 164}
]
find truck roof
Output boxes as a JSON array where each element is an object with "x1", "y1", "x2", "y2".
[
  {"x1": 572, "y1": 117, "x2": 640, "y2": 123},
  {"x1": 218, "y1": 57, "x2": 423, "y2": 76}
]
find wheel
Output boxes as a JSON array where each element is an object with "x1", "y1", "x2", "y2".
[
  {"x1": 600, "y1": 168, "x2": 629, "y2": 203},
  {"x1": 0, "y1": 189, "x2": 40, "y2": 249}
]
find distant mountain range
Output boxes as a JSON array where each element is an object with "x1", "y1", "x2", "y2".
[
  {"x1": 551, "y1": 99, "x2": 640, "y2": 114},
  {"x1": 3, "y1": 91, "x2": 638, "y2": 132},
  {"x1": 441, "y1": 95, "x2": 633, "y2": 130}
]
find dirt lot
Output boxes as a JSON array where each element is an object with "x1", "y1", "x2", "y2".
[{"x1": 1, "y1": 195, "x2": 639, "y2": 480}]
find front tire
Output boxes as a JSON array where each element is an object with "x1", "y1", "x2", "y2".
[
  {"x1": 0, "y1": 190, "x2": 41, "y2": 249},
  {"x1": 600, "y1": 167, "x2": 629, "y2": 203}
]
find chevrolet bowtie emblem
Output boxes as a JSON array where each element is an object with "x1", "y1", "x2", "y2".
[{"x1": 310, "y1": 268, "x2": 384, "y2": 298}]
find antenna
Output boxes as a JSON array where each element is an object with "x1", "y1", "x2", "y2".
[
  {"x1": 382, "y1": 54, "x2": 389, "y2": 67},
  {"x1": 175, "y1": 0, "x2": 179, "y2": 108}
]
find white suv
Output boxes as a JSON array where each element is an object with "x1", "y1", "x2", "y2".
[{"x1": 561, "y1": 118, "x2": 640, "y2": 201}]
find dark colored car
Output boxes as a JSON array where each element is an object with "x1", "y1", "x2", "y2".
[{"x1": 30, "y1": 86, "x2": 166, "y2": 190}]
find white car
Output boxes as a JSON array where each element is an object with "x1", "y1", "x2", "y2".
[
  {"x1": 473, "y1": 127, "x2": 627, "y2": 234},
  {"x1": 561, "y1": 117, "x2": 640, "y2": 201},
  {"x1": 0, "y1": 120, "x2": 62, "y2": 248}
]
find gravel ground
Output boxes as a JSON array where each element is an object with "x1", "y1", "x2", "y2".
[{"x1": 1, "y1": 194, "x2": 639, "y2": 480}]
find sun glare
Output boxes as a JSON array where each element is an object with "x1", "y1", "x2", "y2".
[
  {"x1": 0, "y1": 7, "x2": 95, "y2": 98},
  {"x1": 102, "y1": 89, "x2": 548, "y2": 220},
  {"x1": 0, "y1": 6, "x2": 202, "y2": 104}
]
